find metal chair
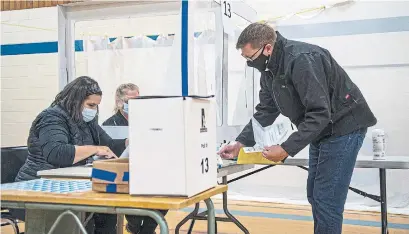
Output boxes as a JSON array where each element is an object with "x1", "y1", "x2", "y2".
[{"x1": 1, "y1": 146, "x2": 28, "y2": 234}]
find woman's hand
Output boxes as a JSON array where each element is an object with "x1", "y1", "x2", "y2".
[
  {"x1": 125, "y1": 138, "x2": 129, "y2": 147},
  {"x1": 95, "y1": 146, "x2": 117, "y2": 159}
]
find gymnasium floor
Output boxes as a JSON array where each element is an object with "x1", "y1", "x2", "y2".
[{"x1": 2, "y1": 199, "x2": 409, "y2": 234}]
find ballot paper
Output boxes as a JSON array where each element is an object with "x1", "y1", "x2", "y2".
[
  {"x1": 237, "y1": 117, "x2": 290, "y2": 165},
  {"x1": 101, "y1": 126, "x2": 129, "y2": 139},
  {"x1": 243, "y1": 117, "x2": 289, "y2": 153},
  {"x1": 120, "y1": 146, "x2": 130, "y2": 158}
]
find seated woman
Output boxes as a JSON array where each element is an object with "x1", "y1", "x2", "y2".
[
  {"x1": 103, "y1": 83, "x2": 168, "y2": 234},
  {"x1": 15, "y1": 76, "x2": 127, "y2": 234}
]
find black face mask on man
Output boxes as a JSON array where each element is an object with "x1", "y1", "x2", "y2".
[{"x1": 247, "y1": 53, "x2": 270, "y2": 72}]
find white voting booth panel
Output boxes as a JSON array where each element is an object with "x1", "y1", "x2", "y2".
[
  {"x1": 58, "y1": 0, "x2": 258, "y2": 196},
  {"x1": 128, "y1": 97, "x2": 217, "y2": 197}
]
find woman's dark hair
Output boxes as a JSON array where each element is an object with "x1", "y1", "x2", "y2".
[{"x1": 52, "y1": 76, "x2": 102, "y2": 123}]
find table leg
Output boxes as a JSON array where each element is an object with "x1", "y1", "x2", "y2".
[
  {"x1": 25, "y1": 209, "x2": 84, "y2": 234},
  {"x1": 175, "y1": 203, "x2": 200, "y2": 234},
  {"x1": 48, "y1": 210, "x2": 87, "y2": 234},
  {"x1": 117, "y1": 208, "x2": 169, "y2": 234},
  {"x1": 187, "y1": 203, "x2": 200, "y2": 234},
  {"x1": 379, "y1": 168, "x2": 388, "y2": 234},
  {"x1": 204, "y1": 199, "x2": 215, "y2": 234},
  {"x1": 222, "y1": 176, "x2": 250, "y2": 234},
  {"x1": 117, "y1": 214, "x2": 124, "y2": 234}
]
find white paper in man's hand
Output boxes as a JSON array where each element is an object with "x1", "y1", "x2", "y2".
[{"x1": 251, "y1": 117, "x2": 289, "y2": 150}]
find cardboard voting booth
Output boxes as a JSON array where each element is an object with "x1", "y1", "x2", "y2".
[{"x1": 128, "y1": 97, "x2": 217, "y2": 197}]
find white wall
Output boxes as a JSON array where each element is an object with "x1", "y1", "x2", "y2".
[{"x1": 1, "y1": 7, "x2": 59, "y2": 147}]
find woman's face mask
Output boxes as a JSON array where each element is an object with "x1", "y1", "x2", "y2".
[
  {"x1": 123, "y1": 102, "x2": 129, "y2": 114},
  {"x1": 82, "y1": 94, "x2": 101, "y2": 122},
  {"x1": 82, "y1": 108, "x2": 97, "y2": 122}
]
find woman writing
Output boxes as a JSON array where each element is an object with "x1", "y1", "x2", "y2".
[{"x1": 16, "y1": 76, "x2": 127, "y2": 233}]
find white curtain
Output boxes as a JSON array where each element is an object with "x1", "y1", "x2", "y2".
[{"x1": 83, "y1": 34, "x2": 182, "y2": 123}]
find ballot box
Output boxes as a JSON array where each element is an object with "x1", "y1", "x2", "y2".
[
  {"x1": 128, "y1": 96, "x2": 217, "y2": 197},
  {"x1": 92, "y1": 158, "x2": 129, "y2": 194}
]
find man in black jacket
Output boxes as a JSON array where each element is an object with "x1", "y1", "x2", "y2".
[{"x1": 218, "y1": 23, "x2": 377, "y2": 234}]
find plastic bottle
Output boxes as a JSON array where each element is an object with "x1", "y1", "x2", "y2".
[{"x1": 372, "y1": 129, "x2": 386, "y2": 160}]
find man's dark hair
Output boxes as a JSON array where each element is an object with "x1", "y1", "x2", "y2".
[
  {"x1": 52, "y1": 76, "x2": 102, "y2": 123},
  {"x1": 236, "y1": 22, "x2": 277, "y2": 49}
]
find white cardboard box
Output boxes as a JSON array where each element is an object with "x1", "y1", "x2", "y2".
[{"x1": 128, "y1": 97, "x2": 217, "y2": 197}]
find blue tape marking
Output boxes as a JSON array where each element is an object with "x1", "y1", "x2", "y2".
[
  {"x1": 181, "y1": 0, "x2": 189, "y2": 97},
  {"x1": 91, "y1": 168, "x2": 117, "y2": 182},
  {"x1": 122, "y1": 172, "x2": 129, "y2": 182},
  {"x1": 106, "y1": 184, "x2": 117, "y2": 193},
  {"x1": 75, "y1": 40, "x2": 83, "y2": 52}
]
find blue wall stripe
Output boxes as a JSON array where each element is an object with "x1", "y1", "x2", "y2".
[
  {"x1": 1, "y1": 16, "x2": 409, "y2": 56},
  {"x1": 277, "y1": 16, "x2": 409, "y2": 39},
  {"x1": 181, "y1": 207, "x2": 409, "y2": 230},
  {"x1": 181, "y1": 0, "x2": 189, "y2": 96},
  {"x1": 0, "y1": 35, "x2": 171, "y2": 56},
  {"x1": 1, "y1": 41, "x2": 58, "y2": 56}
]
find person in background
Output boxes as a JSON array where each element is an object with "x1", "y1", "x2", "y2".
[
  {"x1": 218, "y1": 23, "x2": 377, "y2": 234},
  {"x1": 103, "y1": 83, "x2": 168, "y2": 234},
  {"x1": 15, "y1": 76, "x2": 128, "y2": 234},
  {"x1": 102, "y1": 83, "x2": 139, "y2": 126}
]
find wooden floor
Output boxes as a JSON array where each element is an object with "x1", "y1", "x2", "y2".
[{"x1": 2, "y1": 199, "x2": 409, "y2": 234}]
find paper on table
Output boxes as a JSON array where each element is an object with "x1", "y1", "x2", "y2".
[{"x1": 120, "y1": 146, "x2": 129, "y2": 158}]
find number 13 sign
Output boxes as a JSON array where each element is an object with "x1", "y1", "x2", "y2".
[{"x1": 221, "y1": 0, "x2": 235, "y2": 36}]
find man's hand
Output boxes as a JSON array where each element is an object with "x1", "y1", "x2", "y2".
[
  {"x1": 218, "y1": 142, "x2": 244, "y2": 159},
  {"x1": 262, "y1": 145, "x2": 288, "y2": 162}
]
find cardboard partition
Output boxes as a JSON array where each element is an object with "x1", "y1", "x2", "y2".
[{"x1": 91, "y1": 158, "x2": 129, "y2": 185}]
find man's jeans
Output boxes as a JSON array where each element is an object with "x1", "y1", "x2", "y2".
[{"x1": 307, "y1": 128, "x2": 367, "y2": 234}]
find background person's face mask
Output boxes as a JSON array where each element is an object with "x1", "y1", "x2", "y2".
[
  {"x1": 123, "y1": 102, "x2": 129, "y2": 114},
  {"x1": 82, "y1": 108, "x2": 97, "y2": 122}
]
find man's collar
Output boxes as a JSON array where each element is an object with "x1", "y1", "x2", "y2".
[{"x1": 266, "y1": 31, "x2": 286, "y2": 75}]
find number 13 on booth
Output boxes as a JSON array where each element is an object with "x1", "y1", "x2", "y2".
[{"x1": 221, "y1": 0, "x2": 235, "y2": 36}]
